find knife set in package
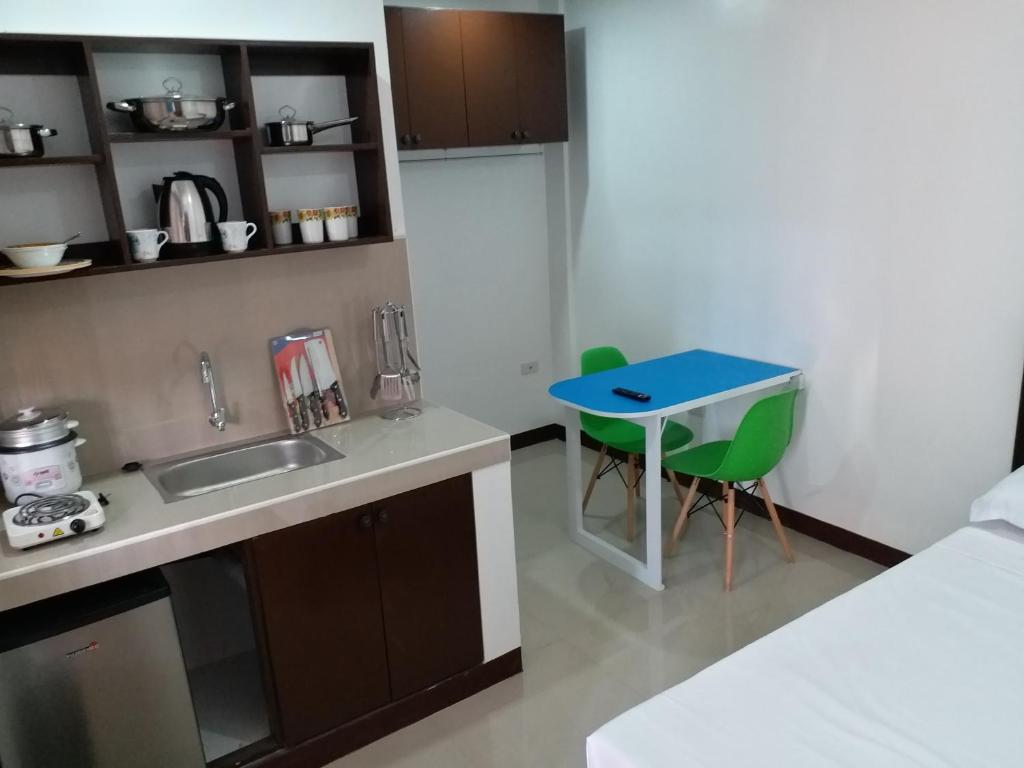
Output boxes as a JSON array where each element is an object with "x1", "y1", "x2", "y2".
[{"x1": 271, "y1": 328, "x2": 351, "y2": 433}]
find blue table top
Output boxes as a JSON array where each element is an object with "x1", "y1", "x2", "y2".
[{"x1": 548, "y1": 349, "x2": 800, "y2": 417}]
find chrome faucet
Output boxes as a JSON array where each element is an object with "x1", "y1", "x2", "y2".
[{"x1": 199, "y1": 352, "x2": 226, "y2": 431}]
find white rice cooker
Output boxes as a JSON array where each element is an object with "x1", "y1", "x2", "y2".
[{"x1": 0, "y1": 407, "x2": 86, "y2": 505}]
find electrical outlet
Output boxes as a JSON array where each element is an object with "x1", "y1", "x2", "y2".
[{"x1": 520, "y1": 361, "x2": 539, "y2": 376}]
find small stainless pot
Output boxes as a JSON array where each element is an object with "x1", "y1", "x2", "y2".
[
  {"x1": 0, "y1": 107, "x2": 58, "y2": 157},
  {"x1": 263, "y1": 105, "x2": 358, "y2": 147},
  {"x1": 106, "y1": 77, "x2": 236, "y2": 132}
]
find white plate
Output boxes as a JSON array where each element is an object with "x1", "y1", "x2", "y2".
[{"x1": 0, "y1": 259, "x2": 92, "y2": 278}]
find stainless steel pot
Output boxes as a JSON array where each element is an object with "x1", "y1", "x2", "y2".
[
  {"x1": 0, "y1": 107, "x2": 58, "y2": 157},
  {"x1": 263, "y1": 105, "x2": 358, "y2": 147},
  {"x1": 106, "y1": 77, "x2": 236, "y2": 132}
]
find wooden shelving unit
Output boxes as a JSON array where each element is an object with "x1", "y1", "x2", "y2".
[
  {"x1": 0, "y1": 154, "x2": 104, "y2": 167},
  {"x1": 0, "y1": 33, "x2": 393, "y2": 285}
]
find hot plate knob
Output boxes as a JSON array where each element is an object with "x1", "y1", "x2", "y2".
[{"x1": 70, "y1": 518, "x2": 86, "y2": 534}]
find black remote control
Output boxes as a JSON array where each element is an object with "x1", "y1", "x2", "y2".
[{"x1": 612, "y1": 387, "x2": 651, "y2": 402}]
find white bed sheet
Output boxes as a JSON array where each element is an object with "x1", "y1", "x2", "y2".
[{"x1": 587, "y1": 524, "x2": 1024, "y2": 767}]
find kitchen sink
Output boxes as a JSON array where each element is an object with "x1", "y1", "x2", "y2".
[{"x1": 144, "y1": 434, "x2": 345, "y2": 502}]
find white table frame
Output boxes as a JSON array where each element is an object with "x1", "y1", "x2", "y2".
[{"x1": 554, "y1": 370, "x2": 802, "y2": 591}]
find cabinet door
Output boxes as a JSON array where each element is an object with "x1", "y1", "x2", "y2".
[
  {"x1": 401, "y1": 8, "x2": 469, "y2": 149},
  {"x1": 515, "y1": 13, "x2": 568, "y2": 143},
  {"x1": 373, "y1": 474, "x2": 483, "y2": 699},
  {"x1": 385, "y1": 7, "x2": 411, "y2": 146},
  {"x1": 460, "y1": 11, "x2": 520, "y2": 147},
  {"x1": 248, "y1": 507, "x2": 390, "y2": 745}
]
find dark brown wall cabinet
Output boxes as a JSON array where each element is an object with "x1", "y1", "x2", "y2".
[
  {"x1": 385, "y1": 7, "x2": 568, "y2": 149},
  {"x1": 385, "y1": 7, "x2": 469, "y2": 149},
  {"x1": 247, "y1": 474, "x2": 483, "y2": 747}
]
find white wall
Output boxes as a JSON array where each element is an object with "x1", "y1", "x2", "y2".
[
  {"x1": 1, "y1": 0, "x2": 406, "y2": 236},
  {"x1": 389, "y1": 0, "x2": 565, "y2": 434},
  {"x1": 563, "y1": 0, "x2": 1024, "y2": 553}
]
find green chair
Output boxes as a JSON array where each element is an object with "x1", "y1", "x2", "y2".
[
  {"x1": 580, "y1": 346, "x2": 694, "y2": 541},
  {"x1": 662, "y1": 389, "x2": 798, "y2": 590}
]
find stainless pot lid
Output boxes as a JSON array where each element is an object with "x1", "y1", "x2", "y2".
[
  {"x1": 128, "y1": 77, "x2": 223, "y2": 103},
  {"x1": 0, "y1": 406, "x2": 75, "y2": 449},
  {"x1": 271, "y1": 105, "x2": 306, "y2": 125},
  {"x1": 0, "y1": 106, "x2": 38, "y2": 129}
]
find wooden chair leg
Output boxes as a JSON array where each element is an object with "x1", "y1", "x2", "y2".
[
  {"x1": 759, "y1": 479, "x2": 794, "y2": 563},
  {"x1": 582, "y1": 443, "x2": 608, "y2": 512},
  {"x1": 724, "y1": 483, "x2": 736, "y2": 591},
  {"x1": 667, "y1": 469, "x2": 686, "y2": 505},
  {"x1": 635, "y1": 455, "x2": 642, "y2": 498},
  {"x1": 626, "y1": 454, "x2": 636, "y2": 542},
  {"x1": 665, "y1": 475, "x2": 699, "y2": 556}
]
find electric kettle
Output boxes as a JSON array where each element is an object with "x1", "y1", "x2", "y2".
[{"x1": 152, "y1": 171, "x2": 228, "y2": 258}]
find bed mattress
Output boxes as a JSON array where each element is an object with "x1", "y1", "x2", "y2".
[{"x1": 587, "y1": 523, "x2": 1024, "y2": 767}]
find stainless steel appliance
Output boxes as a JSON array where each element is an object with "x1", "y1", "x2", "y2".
[
  {"x1": 0, "y1": 569, "x2": 206, "y2": 767},
  {"x1": 153, "y1": 171, "x2": 228, "y2": 258},
  {"x1": 106, "y1": 76, "x2": 235, "y2": 132}
]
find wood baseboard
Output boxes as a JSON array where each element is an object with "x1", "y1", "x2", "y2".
[
  {"x1": 510, "y1": 423, "x2": 565, "y2": 450},
  {"x1": 252, "y1": 648, "x2": 523, "y2": 768},
  {"x1": 516, "y1": 422, "x2": 911, "y2": 568}
]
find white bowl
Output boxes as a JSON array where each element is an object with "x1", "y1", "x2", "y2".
[{"x1": 1, "y1": 243, "x2": 68, "y2": 268}]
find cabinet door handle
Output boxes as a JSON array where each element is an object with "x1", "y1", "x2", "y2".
[
  {"x1": 358, "y1": 512, "x2": 373, "y2": 529},
  {"x1": 510, "y1": 129, "x2": 521, "y2": 140},
  {"x1": 521, "y1": 129, "x2": 531, "y2": 141},
  {"x1": 400, "y1": 134, "x2": 412, "y2": 146},
  {"x1": 376, "y1": 509, "x2": 390, "y2": 525},
  {"x1": 413, "y1": 134, "x2": 423, "y2": 145}
]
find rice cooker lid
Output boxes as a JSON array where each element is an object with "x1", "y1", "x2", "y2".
[{"x1": 0, "y1": 407, "x2": 74, "y2": 449}]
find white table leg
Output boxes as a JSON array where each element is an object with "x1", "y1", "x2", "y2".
[
  {"x1": 565, "y1": 407, "x2": 583, "y2": 537},
  {"x1": 643, "y1": 414, "x2": 664, "y2": 590}
]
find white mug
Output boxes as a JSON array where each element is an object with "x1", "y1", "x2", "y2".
[
  {"x1": 127, "y1": 229, "x2": 168, "y2": 262},
  {"x1": 323, "y1": 206, "x2": 350, "y2": 242},
  {"x1": 218, "y1": 221, "x2": 258, "y2": 253},
  {"x1": 298, "y1": 208, "x2": 324, "y2": 244},
  {"x1": 271, "y1": 210, "x2": 293, "y2": 246}
]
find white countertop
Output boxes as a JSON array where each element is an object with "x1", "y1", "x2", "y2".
[{"x1": 0, "y1": 403, "x2": 509, "y2": 612}]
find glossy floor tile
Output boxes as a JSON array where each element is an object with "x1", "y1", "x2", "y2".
[{"x1": 329, "y1": 441, "x2": 884, "y2": 767}]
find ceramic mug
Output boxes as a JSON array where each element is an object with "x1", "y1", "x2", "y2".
[
  {"x1": 270, "y1": 210, "x2": 293, "y2": 246},
  {"x1": 127, "y1": 229, "x2": 169, "y2": 262},
  {"x1": 218, "y1": 221, "x2": 258, "y2": 253},
  {"x1": 323, "y1": 206, "x2": 350, "y2": 242},
  {"x1": 297, "y1": 208, "x2": 324, "y2": 244},
  {"x1": 345, "y1": 205, "x2": 358, "y2": 238}
]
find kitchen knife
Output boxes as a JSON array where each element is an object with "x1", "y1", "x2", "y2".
[
  {"x1": 290, "y1": 356, "x2": 308, "y2": 431},
  {"x1": 281, "y1": 371, "x2": 302, "y2": 433},
  {"x1": 306, "y1": 349, "x2": 331, "y2": 421},
  {"x1": 299, "y1": 354, "x2": 322, "y2": 428},
  {"x1": 306, "y1": 336, "x2": 349, "y2": 419}
]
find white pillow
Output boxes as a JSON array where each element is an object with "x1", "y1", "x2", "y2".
[{"x1": 970, "y1": 465, "x2": 1024, "y2": 528}]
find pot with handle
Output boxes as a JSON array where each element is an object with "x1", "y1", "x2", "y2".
[
  {"x1": 106, "y1": 77, "x2": 236, "y2": 132},
  {"x1": 0, "y1": 106, "x2": 58, "y2": 157},
  {"x1": 263, "y1": 105, "x2": 359, "y2": 147}
]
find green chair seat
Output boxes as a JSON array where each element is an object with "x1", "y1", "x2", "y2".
[
  {"x1": 663, "y1": 440, "x2": 730, "y2": 479},
  {"x1": 590, "y1": 419, "x2": 694, "y2": 456}
]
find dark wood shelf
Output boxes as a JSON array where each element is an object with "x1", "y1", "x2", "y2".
[
  {"x1": 260, "y1": 142, "x2": 379, "y2": 155},
  {"x1": 0, "y1": 33, "x2": 393, "y2": 284},
  {"x1": 108, "y1": 129, "x2": 254, "y2": 143},
  {"x1": 0, "y1": 154, "x2": 103, "y2": 167}
]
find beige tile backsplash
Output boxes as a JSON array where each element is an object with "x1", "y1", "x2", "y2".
[{"x1": 0, "y1": 240, "x2": 413, "y2": 477}]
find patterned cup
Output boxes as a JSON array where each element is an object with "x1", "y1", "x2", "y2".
[
  {"x1": 324, "y1": 206, "x2": 349, "y2": 242},
  {"x1": 297, "y1": 208, "x2": 324, "y2": 244},
  {"x1": 270, "y1": 210, "x2": 293, "y2": 246}
]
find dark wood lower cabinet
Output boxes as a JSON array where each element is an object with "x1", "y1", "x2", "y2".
[
  {"x1": 247, "y1": 506, "x2": 391, "y2": 745},
  {"x1": 374, "y1": 474, "x2": 483, "y2": 699},
  {"x1": 245, "y1": 474, "x2": 490, "y2": 761}
]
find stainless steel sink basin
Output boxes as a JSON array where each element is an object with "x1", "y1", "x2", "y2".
[{"x1": 145, "y1": 434, "x2": 345, "y2": 502}]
